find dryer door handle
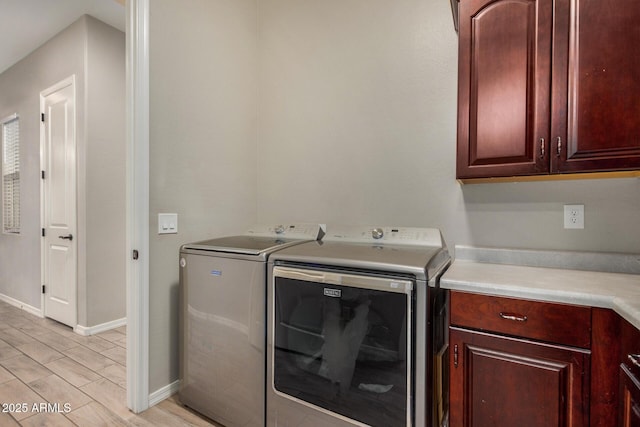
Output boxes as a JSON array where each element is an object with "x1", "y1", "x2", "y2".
[
  {"x1": 273, "y1": 267, "x2": 339, "y2": 284},
  {"x1": 273, "y1": 266, "x2": 413, "y2": 294}
]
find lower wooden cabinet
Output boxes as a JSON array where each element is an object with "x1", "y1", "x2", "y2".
[
  {"x1": 448, "y1": 291, "x2": 592, "y2": 427},
  {"x1": 449, "y1": 327, "x2": 590, "y2": 427},
  {"x1": 619, "y1": 318, "x2": 640, "y2": 427},
  {"x1": 447, "y1": 290, "x2": 640, "y2": 426},
  {"x1": 620, "y1": 365, "x2": 640, "y2": 427}
]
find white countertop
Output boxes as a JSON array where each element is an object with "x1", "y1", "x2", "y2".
[{"x1": 441, "y1": 258, "x2": 640, "y2": 331}]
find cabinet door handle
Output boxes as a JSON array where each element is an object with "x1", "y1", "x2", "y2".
[
  {"x1": 539, "y1": 138, "x2": 545, "y2": 159},
  {"x1": 454, "y1": 344, "x2": 459, "y2": 368},
  {"x1": 628, "y1": 353, "x2": 640, "y2": 368},
  {"x1": 556, "y1": 136, "x2": 562, "y2": 156},
  {"x1": 499, "y1": 312, "x2": 528, "y2": 322}
]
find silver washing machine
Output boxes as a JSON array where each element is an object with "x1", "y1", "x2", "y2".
[
  {"x1": 179, "y1": 223, "x2": 324, "y2": 427},
  {"x1": 267, "y1": 226, "x2": 451, "y2": 427}
]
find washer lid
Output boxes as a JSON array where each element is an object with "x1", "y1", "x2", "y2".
[
  {"x1": 182, "y1": 236, "x2": 304, "y2": 256},
  {"x1": 181, "y1": 223, "x2": 325, "y2": 256}
]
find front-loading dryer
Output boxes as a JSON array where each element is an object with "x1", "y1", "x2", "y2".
[{"x1": 266, "y1": 226, "x2": 451, "y2": 427}]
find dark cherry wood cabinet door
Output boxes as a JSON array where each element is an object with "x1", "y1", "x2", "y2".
[
  {"x1": 450, "y1": 327, "x2": 590, "y2": 427},
  {"x1": 619, "y1": 319, "x2": 640, "y2": 427},
  {"x1": 552, "y1": 0, "x2": 640, "y2": 173},
  {"x1": 620, "y1": 366, "x2": 640, "y2": 427},
  {"x1": 456, "y1": 0, "x2": 552, "y2": 179}
]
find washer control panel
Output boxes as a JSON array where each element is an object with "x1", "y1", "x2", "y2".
[{"x1": 325, "y1": 225, "x2": 443, "y2": 247}]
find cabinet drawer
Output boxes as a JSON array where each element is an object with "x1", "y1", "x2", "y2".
[{"x1": 450, "y1": 291, "x2": 591, "y2": 348}]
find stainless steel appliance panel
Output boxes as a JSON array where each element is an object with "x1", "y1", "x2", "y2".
[{"x1": 180, "y1": 252, "x2": 265, "y2": 427}]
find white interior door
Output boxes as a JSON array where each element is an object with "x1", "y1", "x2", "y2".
[{"x1": 41, "y1": 76, "x2": 77, "y2": 328}]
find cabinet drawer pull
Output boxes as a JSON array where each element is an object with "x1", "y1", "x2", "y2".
[
  {"x1": 539, "y1": 138, "x2": 545, "y2": 159},
  {"x1": 628, "y1": 353, "x2": 640, "y2": 368},
  {"x1": 499, "y1": 312, "x2": 528, "y2": 322}
]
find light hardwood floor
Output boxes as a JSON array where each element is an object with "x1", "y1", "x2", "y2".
[{"x1": 0, "y1": 300, "x2": 218, "y2": 426}]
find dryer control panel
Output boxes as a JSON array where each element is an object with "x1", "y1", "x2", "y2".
[{"x1": 324, "y1": 225, "x2": 444, "y2": 247}]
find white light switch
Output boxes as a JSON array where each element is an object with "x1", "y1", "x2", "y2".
[{"x1": 158, "y1": 213, "x2": 178, "y2": 234}]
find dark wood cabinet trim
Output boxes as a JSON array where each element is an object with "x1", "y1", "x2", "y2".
[
  {"x1": 457, "y1": 169, "x2": 640, "y2": 184},
  {"x1": 591, "y1": 308, "x2": 621, "y2": 426}
]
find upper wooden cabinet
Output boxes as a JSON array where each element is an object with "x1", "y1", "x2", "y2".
[{"x1": 456, "y1": 0, "x2": 640, "y2": 180}]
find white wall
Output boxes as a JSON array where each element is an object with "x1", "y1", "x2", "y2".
[
  {"x1": 0, "y1": 18, "x2": 86, "y2": 310},
  {"x1": 256, "y1": 0, "x2": 640, "y2": 254},
  {"x1": 0, "y1": 16, "x2": 126, "y2": 327},
  {"x1": 149, "y1": 0, "x2": 258, "y2": 391},
  {"x1": 84, "y1": 16, "x2": 126, "y2": 326}
]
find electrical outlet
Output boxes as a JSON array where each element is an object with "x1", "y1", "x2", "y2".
[{"x1": 563, "y1": 204, "x2": 584, "y2": 229}]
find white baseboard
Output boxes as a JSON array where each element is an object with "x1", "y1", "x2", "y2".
[
  {"x1": 149, "y1": 380, "x2": 180, "y2": 407},
  {"x1": 74, "y1": 317, "x2": 127, "y2": 336},
  {"x1": 0, "y1": 293, "x2": 43, "y2": 318}
]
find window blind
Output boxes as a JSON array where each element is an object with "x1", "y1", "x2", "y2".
[{"x1": 2, "y1": 115, "x2": 20, "y2": 234}]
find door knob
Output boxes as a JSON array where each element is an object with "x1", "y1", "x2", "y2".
[{"x1": 58, "y1": 234, "x2": 73, "y2": 241}]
